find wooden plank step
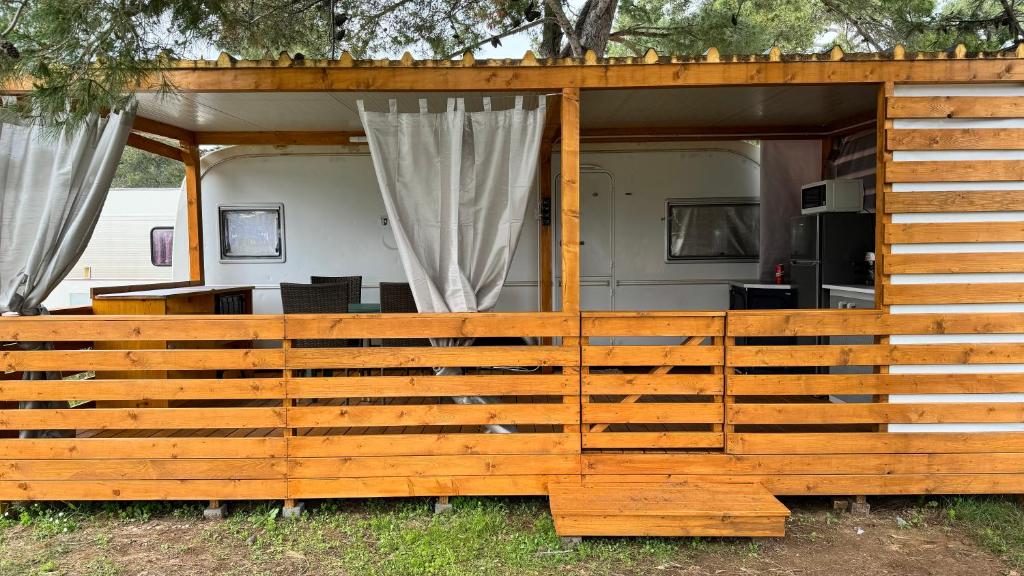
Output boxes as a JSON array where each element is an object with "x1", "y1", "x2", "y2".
[{"x1": 549, "y1": 481, "x2": 789, "y2": 538}]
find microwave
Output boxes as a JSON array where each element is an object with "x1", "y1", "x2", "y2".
[{"x1": 800, "y1": 179, "x2": 864, "y2": 214}]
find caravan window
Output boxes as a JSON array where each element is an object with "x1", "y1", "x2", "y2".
[
  {"x1": 666, "y1": 198, "x2": 759, "y2": 261},
  {"x1": 219, "y1": 204, "x2": 285, "y2": 262},
  {"x1": 150, "y1": 227, "x2": 173, "y2": 267}
]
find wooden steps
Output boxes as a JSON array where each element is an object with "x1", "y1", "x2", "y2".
[{"x1": 549, "y1": 481, "x2": 789, "y2": 538}]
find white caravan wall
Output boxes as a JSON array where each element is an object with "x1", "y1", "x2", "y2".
[
  {"x1": 177, "y1": 142, "x2": 760, "y2": 314},
  {"x1": 554, "y1": 142, "x2": 761, "y2": 311},
  {"x1": 887, "y1": 83, "x2": 1024, "y2": 432},
  {"x1": 45, "y1": 187, "x2": 179, "y2": 310},
  {"x1": 173, "y1": 146, "x2": 540, "y2": 314}
]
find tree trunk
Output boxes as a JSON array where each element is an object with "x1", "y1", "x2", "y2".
[
  {"x1": 540, "y1": 0, "x2": 564, "y2": 57},
  {"x1": 560, "y1": 0, "x2": 618, "y2": 57}
]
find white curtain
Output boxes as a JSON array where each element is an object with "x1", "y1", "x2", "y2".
[
  {"x1": 359, "y1": 96, "x2": 545, "y2": 433},
  {"x1": 359, "y1": 96, "x2": 545, "y2": 314},
  {"x1": 0, "y1": 105, "x2": 137, "y2": 314},
  {"x1": 0, "y1": 104, "x2": 136, "y2": 439}
]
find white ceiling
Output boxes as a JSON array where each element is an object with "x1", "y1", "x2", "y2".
[{"x1": 134, "y1": 84, "x2": 879, "y2": 134}]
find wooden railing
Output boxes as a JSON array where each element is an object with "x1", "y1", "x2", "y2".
[
  {"x1": 0, "y1": 312, "x2": 580, "y2": 501},
  {"x1": 726, "y1": 310, "x2": 1024, "y2": 456},
  {"x1": 581, "y1": 312, "x2": 725, "y2": 450},
  {"x1": 283, "y1": 313, "x2": 581, "y2": 497},
  {"x1": 5, "y1": 309, "x2": 1024, "y2": 501}
]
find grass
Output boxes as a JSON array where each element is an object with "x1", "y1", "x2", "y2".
[
  {"x1": 3, "y1": 495, "x2": 1024, "y2": 575},
  {"x1": 943, "y1": 496, "x2": 1024, "y2": 568}
]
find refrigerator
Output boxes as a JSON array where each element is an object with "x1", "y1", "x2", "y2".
[{"x1": 789, "y1": 213, "x2": 875, "y2": 309}]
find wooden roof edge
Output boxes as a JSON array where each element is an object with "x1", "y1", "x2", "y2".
[{"x1": 165, "y1": 46, "x2": 1024, "y2": 69}]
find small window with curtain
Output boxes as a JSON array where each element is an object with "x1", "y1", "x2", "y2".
[
  {"x1": 666, "y1": 198, "x2": 759, "y2": 261},
  {"x1": 219, "y1": 204, "x2": 285, "y2": 263},
  {"x1": 150, "y1": 227, "x2": 173, "y2": 267}
]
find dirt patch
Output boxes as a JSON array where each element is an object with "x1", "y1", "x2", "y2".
[{"x1": 0, "y1": 497, "x2": 1017, "y2": 576}]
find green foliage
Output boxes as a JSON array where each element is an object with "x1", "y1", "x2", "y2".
[
  {"x1": 944, "y1": 495, "x2": 1024, "y2": 567},
  {"x1": 111, "y1": 147, "x2": 184, "y2": 189},
  {"x1": 1, "y1": 0, "x2": 1022, "y2": 131}
]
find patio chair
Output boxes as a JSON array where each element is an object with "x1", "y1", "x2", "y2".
[
  {"x1": 279, "y1": 282, "x2": 350, "y2": 349},
  {"x1": 379, "y1": 282, "x2": 429, "y2": 347},
  {"x1": 311, "y1": 275, "x2": 362, "y2": 304}
]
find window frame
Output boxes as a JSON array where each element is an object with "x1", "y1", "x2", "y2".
[
  {"x1": 218, "y1": 203, "x2": 287, "y2": 263},
  {"x1": 149, "y1": 226, "x2": 174, "y2": 267},
  {"x1": 664, "y1": 197, "x2": 760, "y2": 263}
]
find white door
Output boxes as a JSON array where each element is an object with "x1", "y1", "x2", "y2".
[{"x1": 554, "y1": 169, "x2": 614, "y2": 312}]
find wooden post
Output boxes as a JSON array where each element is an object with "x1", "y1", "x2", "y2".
[
  {"x1": 560, "y1": 88, "x2": 580, "y2": 315},
  {"x1": 539, "y1": 141, "x2": 554, "y2": 313},
  {"x1": 183, "y1": 137, "x2": 205, "y2": 284},
  {"x1": 559, "y1": 88, "x2": 582, "y2": 446}
]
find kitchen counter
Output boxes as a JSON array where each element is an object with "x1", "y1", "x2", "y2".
[
  {"x1": 822, "y1": 283, "x2": 874, "y2": 296},
  {"x1": 728, "y1": 281, "x2": 792, "y2": 290}
]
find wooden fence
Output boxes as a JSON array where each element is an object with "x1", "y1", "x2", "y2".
[
  {"x1": 0, "y1": 312, "x2": 580, "y2": 501},
  {"x1": 5, "y1": 309, "x2": 1024, "y2": 500},
  {"x1": 581, "y1": 312, "x2": 725, "y2": 451}
]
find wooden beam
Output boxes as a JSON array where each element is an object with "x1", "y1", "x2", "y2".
[
  {"x1": 65, "y1": 60, "x2": 1024, "y2": 94},
  {"x1": 543, "y1": 97, "x2": 562, "y2": 145},
  {"x1": 560, "y1": 87, "x2": 580, "y2": 315},
  {"x1": 581, "y1": 125, "x2": 834, "y2": 141},
  {"x1": 182, "y1": 138, "x2": 205, "y2": 284},
  {"x1": 127, "y1": 133, "x2": 185, "y2": 162},
  {"x1": 194, "y1": 131, "x2": 362, "y2": 146},
  {"x1": 132, "y1": 116, "x2": 194, "y2": 143},
  {"x1": 539, "y1": 141, "x2": 553, "y2": 313}
]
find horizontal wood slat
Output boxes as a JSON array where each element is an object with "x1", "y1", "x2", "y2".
[
  {"x1": 885, "y1": 221, "x2": 1024, "y2": 243},
  {"x1": 887, "y1": 160, "x2": 1024, "y2": 182},
  {"x1": 0, "y1": 438, "x2": 286, "y2": 459},
  {"x1": 887, "y1": 128, "x2": 1024, "y2": 150},
  {"x1": 887, "y1": 96, "x2": 1024, "y2": 118},
  {"x1": 728, "y1": 373, "x2": 1024, "y2": 396},
  {"x1": 288, "y1": 433, "x2": 578, "y2": 457},
  {"x1": 0, "y1": 459, "x2": 285, "y2": 481},
  {"x1": 885, "y1": 190, "x2": 1024, "y2": 212},
  {"x1": 728, "y1": 402, "x2": 1024, "y2": 425},
  {"x1": 287, "y1": 346, "x2": 575, "y2": 368},
  {"x1": 581, "y1": 314, "x2": 724, "y2": 337},
  {"x1": 728, "y1": 343, "x2": 1024, "y2": 367},
  {"x1": 0, "y1": 407, "x2": 284, "y2": 430},
  {"x1": 289, "y1": 374, "x2": 575, "y2": 398},
  {"x1": 582, "y1": 453, "x2": 1024, "y2": 475},
  {"x1": 288, "y1": 475, "x2": 575, "y2": 498},
  {"x1": 581, "y1": 432, "x2": 723, "y2": 449},
  {"x1": 729, "y1": 432, "x2": 1024, "y2": 454},
  {"x1": 727, "y1": 311, "x2": 1024, "y2": 337},
  {"x1": 583, "y1": 403, "x2": 723, "y2": 424},
  {"x1": 0, "y1": 315, "x2": 283, "y2": 341},
  {"x1": 583, "y1": 374, "x2": 723, "y2": 396},
  {"x1": 583, "y1": 345, "x2": 722, "y2": 366},
  {"x1": 0, "y1": 479, "x2": 288, "y2": 500},
  {"x1": 286, "y1": 312, "x2": 578, "y2": 339},
  {"x1": 289, "y1": 454, "x2": 579, "y2": 478},
  {"x1": 0, "y1": 378, "x2": 286, "y2": 401},
  {"x1": 0, "y1": 349, "x2": 285, "y2": 371},
  {"x1": 288, "y1": 403, "x2": 579, "y2": 428},
  {"x1": 884, "y1": 283, "x2": 1024, "y2": 305},
  {"x1": 884, "y1": 252, "x2": 1024, "y2": 274}
]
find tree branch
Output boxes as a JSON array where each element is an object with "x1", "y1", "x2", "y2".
[
  {"x1": 998, "y1": 0, "x2": 1024, "y2": 41},
  {"x1": 443, "y1": 17, "x2": 552, "y2": 59},
  {"x1": 2, "y1": 0, "x2": 28, "y2": 37},
  {"x1": 544, "y1": 0, "x2": 582, "y2": 57},
  {"x1": 819, "y1": 0, "x2": 883, "y2": 51}
]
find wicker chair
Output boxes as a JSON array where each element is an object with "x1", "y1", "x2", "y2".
[
  {"x1": 379, "y1": 282, "x2": 429, "y2": 347},
  {"x1": 279, "y1": 282, "x2": 350, "y2": 348},
  {"x1": 311, "y1": 275, "x2": 362, "y2": 304}
]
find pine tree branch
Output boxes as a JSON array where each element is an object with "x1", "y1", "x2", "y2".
[
  {"x1": 2, "y1": 0, "x2": 28, "y2": 37},
  {"x1": 819, "y1": 0, "x2": 883, "y2": 51},
  {"x1": 443, "y1": 17, "x2": 553, "y2": 59}
]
